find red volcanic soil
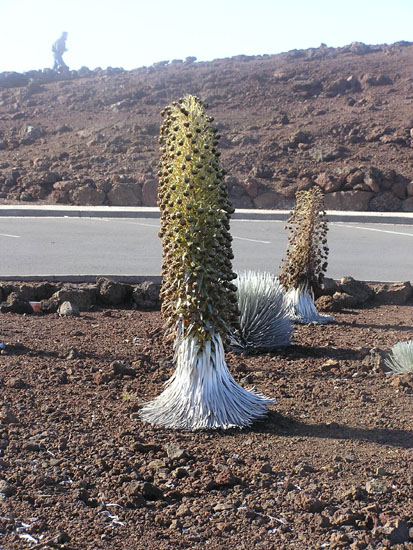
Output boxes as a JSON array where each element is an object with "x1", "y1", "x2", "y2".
[{"x1": 0, "y1": 304, "x2": 412, "y2": 549}]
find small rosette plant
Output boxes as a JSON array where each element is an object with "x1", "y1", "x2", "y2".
[
  {"x1": 385, "y1": 341, "x2": 413, "y2": 374},
  {"x1": 234, "y1": 271, "x2": 293, "y2": 352}
]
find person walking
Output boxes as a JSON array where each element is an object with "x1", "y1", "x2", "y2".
[{"x1": 52, "y1": 32, "x2": 68, "y2": 71}]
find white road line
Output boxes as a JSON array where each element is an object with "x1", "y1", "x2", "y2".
[
  {"x1": 333, "y1": 223, "x2": 413, "y2": 237},
  {"x1": 0, "y1": 233, "x2": 20, "y2": 238},
  {"x1": 94, "y1": 218, "x2": 273, "y2": 239},
  {"x1": 232, "y1": 219, "x2": 284, "y2": 224},
  {"x1": 116, "y1": 221, "x2": 160, "y2": 228},
  {"x1": 92, "y1": 219, "x2": 160, "y2": 228},
  {"x1": 233, "y1": 236, "x2": 271, "y2": 244}
]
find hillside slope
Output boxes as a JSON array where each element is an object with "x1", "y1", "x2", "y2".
[{"x1": 1, "y1": 41, "x2": 413, "y2": 211}]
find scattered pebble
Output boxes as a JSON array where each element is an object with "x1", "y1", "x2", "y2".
[{"x1": 58, "y1": 301, "x2": 80, "y2": 317}]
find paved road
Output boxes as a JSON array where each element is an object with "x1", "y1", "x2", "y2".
[{"x1": 1, "y1": 216, "x2": 413, "y2": 282}]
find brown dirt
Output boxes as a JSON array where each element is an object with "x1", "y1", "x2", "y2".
[{"x1": 1, "y1": 305, "x2": 412, "y2": 549}]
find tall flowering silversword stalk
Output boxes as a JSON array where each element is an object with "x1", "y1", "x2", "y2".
[
  {"x1": 279, "y1": 186, "x2": 333, "y2": 324},
  {"x1": 140, "y1": 95, "x2": 273, "y2": 430}
]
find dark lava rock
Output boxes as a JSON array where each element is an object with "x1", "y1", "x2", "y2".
[
  {"x1": 0, "y1": 292, "x2": 32, "y2": 314},
  {"x1": 97, "y1": 277, "x2": 132, "y2": 306},
  {"x1": 315, "y1": 295, "x2": 342, "y2": 312},
  {"x1": 373, "y1": 281, "x2": 412, "y2": 305},
  {"x1": 381, "y1": 519, "x2": 410, "y2": 545},
  {"x1": 339, "y1": 276, "x2": 374, "y2": 304},
  {"x1": 0, "y1": 480, "x2": 16, "y2": 497},
  {"x1": 132, "y1": 281, "x2": 161, "y2": 310},
  {"x1": 142, "y1": 482, "x2": 164, "y2": 500},
  {"x1": 0, "y1": 71, "x2": 29, "y2": 88}
]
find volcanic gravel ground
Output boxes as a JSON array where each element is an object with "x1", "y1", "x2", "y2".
[{"x1": 0, "y1": 305, "x2": 412, "y2": 549}]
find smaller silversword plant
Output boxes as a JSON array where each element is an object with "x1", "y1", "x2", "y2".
[
  {"x1": 385, "y1": 341, "x2": 413, "y2": 374},
  {"x1": 234, "y1": 271, "x2": 293, "y2": 352},
  {"x1": 279, "y1": 186, "x2": 333, "y2": 324}
]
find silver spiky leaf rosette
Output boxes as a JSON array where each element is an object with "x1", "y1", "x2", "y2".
[
  {"x1": 233, "y1": 271, "x2": 293, "y2": 352},
  {"x1": 285, "y1": 284, "x2": 333, "y2": 325},
  {"x1": 140, "y1": 331, "x2": 274, "y2": 431},
  {"x1": 385, "y1": 340, "x2": 413, "y2": 374}
]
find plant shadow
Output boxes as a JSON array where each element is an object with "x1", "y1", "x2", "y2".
[
  {"x1": 237, "y1": 410, "x2": 413, "y2": 449},
  {"x1": 335, "y1": 320, "x2": 413, "y2": 332},
  {"x1": 278, "y1": 344, "x2": 365, "y2": 361}
]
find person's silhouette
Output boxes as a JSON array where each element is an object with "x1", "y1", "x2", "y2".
[{"x1": 52, "y1": 32, "x2": 68, "y2": 70}]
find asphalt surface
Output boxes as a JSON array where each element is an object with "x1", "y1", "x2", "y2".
[{"x1": 1, "y1": 207, "x2": 413, "y2": 282}]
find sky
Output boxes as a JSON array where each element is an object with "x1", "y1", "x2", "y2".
[{"x1": 2, "y1": 0, "x2": 413, "y2": 73}]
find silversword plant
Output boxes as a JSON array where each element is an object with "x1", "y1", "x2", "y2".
[
  {"x1": 140, "y1": 95, "x2": 273, "y2": 430},
  {"x1": 385, "y1": 341, "x2": 413, "y2": 374},
  {"x1": 234, "y1": 271, "x2": 292, "y2": 352},
  {"x1": 279, "y1": 186, "x2": 333, "y2": 324}
]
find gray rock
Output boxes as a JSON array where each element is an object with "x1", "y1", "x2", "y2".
[
  {"x1": 53, "y1": 180, "x2": 76, "y2": 193},
  {"x1": 21, "y1": 282, "x2": 58, "y2": 301},
  {"x1": 132, "y1": 281, "x2": 161, "y2": 310},
  {"x1": 36, "y1": 171, "x2": 61, "y2": 185},
  {"x1": 315, "y1": 172, "x2": 342, "y2": 193},
  {"x1": 323, "y1": 190, "x2": 374, "y2": 211},
  {"x1": 142, "y1": 482, "x2": 164, "y2": 500},
  {"x1": 339, "y1": 277, "x2": 374, "y2": 303},
  {"x1": 319, "y1": 277, "x2": 339, "y2": 296},
  {"x1": 40, "y1": 298, "x2": 59, "y2": 314},
  {"x1": 58, "y1": 301, "x2": 80, "y2": 317},
  {"x1": 292, "y1": 78, "x2": 323, "y2": 96},
  {"x1": 310, "y1": 146, "x2": 348, "y2": 162},
  {"x1": 62, "y1": 346, "x2": 79, "y2": 360},
  {"x1": 365, "y1": 478, "x2": 390, "y2": 494},
  {"x1": 253, "y1": 164, "x2": 274, "y2": 179},
  {"x1": 52, "y1": 286, "x2": 97, "y2": 311},
  {"x1": 0, "y1": 71, "x2": 29, "y2": 88},
  {"x1": 332, "y1": 292, "x2": 358, "y2": 309},
  {"x1": 0, "y1": 408, "x2": 19, "y2": 424},
  {"x1": 401, "y1": 197, "x2": 413, "y2": 212},
  {"x1": 141, "y1": 179, "x2": 158, "y2": 206},
  {"x1": 107, "y1": 183, "x2": 142, "y2": 206},
  {"x1": 369, "y1": 192, "x2": 402, "y2": 212},
  {"x1": 315, "y1": 295, "x2": 342, "y2": 312},
  {"x1": 98, "y1": 278, "x2": 131, "y2": 306},
  {"x1": 382, "y1": 519, "x2": 410, "y2": 545},
  {"x1": 0, "y1": 480, "x2": 16, "y2": 497},
  {"x1": 325, "y1": 77, "x2": 358, "y2": 97},
  {"x1": 254, "y1": 191, "x2": 293, "y2": 209},
  {"x1": 20, "y1": 125, "x2": 42, "y2": 144},
  {"x1": 56, "y1": 124, "x2": 73, "y2": 133},
  {"x1": 213, "y1": 502, "x2": 235, "y2": 512},
  {"x1": 363, "y1": 73, "x2": 393, "y2": 86},
  {"x1": 70, "y1": 185, "x2": 106, "y2": 206},
  {"x1": 0, "y1": 292, "x2": 32, "y2": 314},
  {"x1": 165, "y1": 443, "x2": 185, "y2": 459},
  {"x1": 373, "y1": 281, "x2": 412, "y2": 305},
  {"x1": 362, "y1": 348, "x2": 387, "y2": 373},
  {"x1": 5, "y1": 377, "x2": 25, "y2": 389},
  {"x1": 348, "y1": 42, "x2": 372, "y2": 55},
  {"x1": 230, "y1": 195, "x2": 254, "y2": 209}
]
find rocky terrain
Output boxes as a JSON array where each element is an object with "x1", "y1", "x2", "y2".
[
  {"x1": 2, "y1": 41, "x2": 413, "y2": 210},
  {"x1": 1, "y1": 299, "x2": 412, "y2": 550}
]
